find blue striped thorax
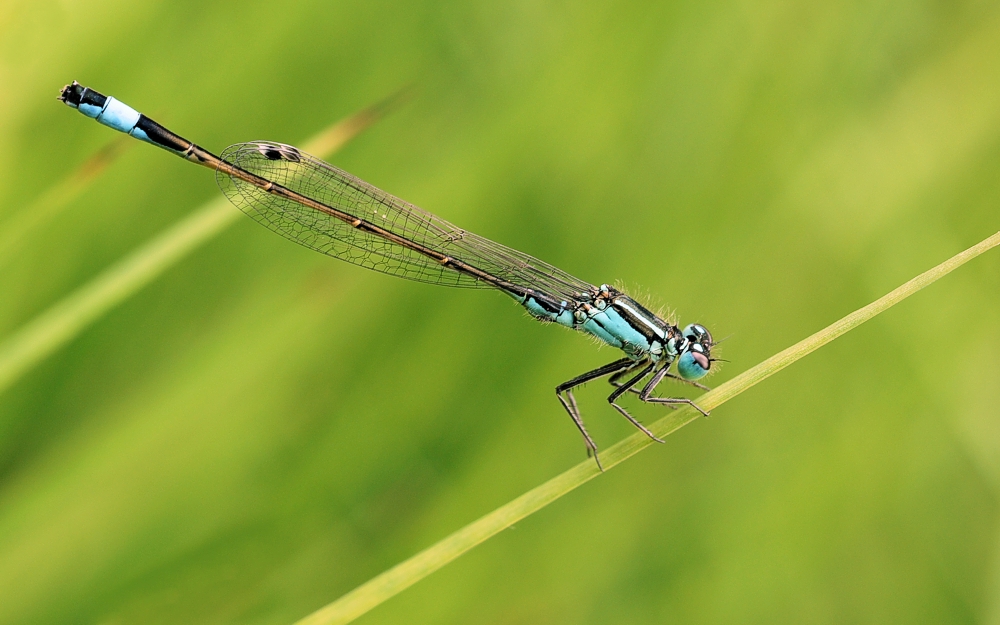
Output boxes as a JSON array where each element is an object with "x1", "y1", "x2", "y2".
[
  {"x1": 511, "y1": 285, "x2": 679, "y2": 358},
  {"x1": 509, "y1": 284, "x2": 713, "y2": 377}
]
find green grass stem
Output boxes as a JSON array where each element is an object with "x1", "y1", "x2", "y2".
[{"x1": 293, "y1": 230, "x2": 1000, "y2": 625}]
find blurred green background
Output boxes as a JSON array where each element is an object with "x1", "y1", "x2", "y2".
[{"x1": 1, "y1": 0, "x2": 999, "y2": 623}]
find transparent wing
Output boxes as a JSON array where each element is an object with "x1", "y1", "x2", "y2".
[{"x1": 217, "y1": 141, "x2": 596, "y2": 301}]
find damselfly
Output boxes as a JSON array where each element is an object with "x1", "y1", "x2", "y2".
[{"x1": 59, "y1": 81, "x2": 716, "y2": 469}]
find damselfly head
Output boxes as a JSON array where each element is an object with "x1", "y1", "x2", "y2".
[{"x1": 676, "y1": 323, "x2": 713, "y2": 380}]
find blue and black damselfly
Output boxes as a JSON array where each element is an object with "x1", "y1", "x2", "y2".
[{"x1": 59, "y1": 81, "x2": 716, "y2": 469}]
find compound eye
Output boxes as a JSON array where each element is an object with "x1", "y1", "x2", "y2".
[
  {"x1": 682, "y1": 323, "x2": 712, "y2": 345},
  {"x1": 677, "y1": 347, "x2": 710, "y2": 380}
]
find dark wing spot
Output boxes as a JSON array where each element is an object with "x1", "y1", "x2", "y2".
[{"x1": 257, "y1": 144, "x2": 302, "y2": 162}]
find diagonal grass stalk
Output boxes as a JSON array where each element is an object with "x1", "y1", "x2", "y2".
[
  {"x1": 0, "y1": 137, "x2": 131, "y2": 269},
  {"x1": 293, "y1": 230, "x2": 1000, "y2": 625},
  {"x1": 0, "y1": 88, "x2": 410, "y2": 396}
]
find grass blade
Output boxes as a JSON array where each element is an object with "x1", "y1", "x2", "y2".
[
  {"x1": 0, "y1": 137, "x2": 131, "y2": 269},
  {"x1": 0, "y1": 87, "x2": 411, "y2": 396},
  {"x1": 293, "y1": 230, "x2": 1000, "y2": 625}
]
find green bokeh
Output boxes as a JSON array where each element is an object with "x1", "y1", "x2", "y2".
[{"x1": 1, "y1": 1, "x2": 999, "y2": 623}]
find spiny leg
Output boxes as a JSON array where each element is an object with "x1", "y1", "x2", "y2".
[
  {"x1": 608, "y1": 360, "x2": 650, "y2": 390},
  {"x1": 662, "y1": 370, "x2": 711, "y2": 392},
  {"x1": 556, "y1": 357, "x2": 634, "y2": 470},
  {"x1": 638, "y1": 367, "x2": 711, "y2": 417},
  {"x1": 607, "y1": 362, "x2": 666, "y2": 443},
  {"x1": 611, "y1": 366, "x2": 710, "y2": 394}
]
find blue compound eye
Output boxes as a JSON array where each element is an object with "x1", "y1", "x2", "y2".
[
  {"x1": 682, "y1": 323, "x2": 712, "y2": 345},
  {"x1": 677, "y1": 348, "x2": 710, "y2": 380}
]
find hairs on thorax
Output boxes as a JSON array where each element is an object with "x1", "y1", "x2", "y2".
[{"x1": 613, "y1": 280, "x2": 677, "y2": 326}]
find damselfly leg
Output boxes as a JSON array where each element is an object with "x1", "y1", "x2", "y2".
[
  {"x1": 606, "y1": 361, "x2": 665, "y2": 443},
  {"x1": 610, "y1": 367, "x2": 711, "y2": 393},
  {"x1": 557, "y1": 356, "x2": 712, "y2": 469},
  {"x1": 660, "y1": 371, "x2": 712, "y2": 392},
  {"x1": 635, "y1": 367, "x2": 711, "y2": 417},
  {"x1": 555, "y1": 357, "x2": 633, "y2": 470}
]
